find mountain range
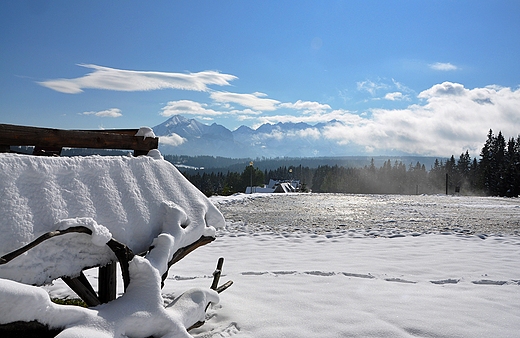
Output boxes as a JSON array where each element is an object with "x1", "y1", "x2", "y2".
[{"x1": 153, "y1": 115, "x2": 364, "y2": 158}]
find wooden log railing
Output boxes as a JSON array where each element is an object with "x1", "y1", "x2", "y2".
[{"x1": 0, "y1": 123, "x2": 158, "y2": 156}]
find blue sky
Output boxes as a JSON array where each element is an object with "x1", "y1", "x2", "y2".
[{"x1": 1, "y1": 1, "x2": 519, "y2": 156}]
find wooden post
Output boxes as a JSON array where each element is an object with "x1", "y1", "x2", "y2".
[
  {"x1": 62, "y1": 273, "x2": 101, "y2": 307},
  {"x1": 98, "y1": 263, "x2": 117, "y2": 303},
  {"x1": 445, "y1": 173, "x2": 449, "y2": 195},
  {"x1": 211, "y1": 257, "x2": 225, "y2": 290}
]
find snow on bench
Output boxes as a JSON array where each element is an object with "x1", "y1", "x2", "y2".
[
  {"x1": 0, "y1": 151, "x2": 224, "y2": 284},
  {"x1": 0, "y1": 149, "x2": 229, "y2": 337}
]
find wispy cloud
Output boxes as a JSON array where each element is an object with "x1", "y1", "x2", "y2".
[
  {"x1": 279, "y1": 100, "x2": 331, "y2": 114},
  {"x1": 160, "y1": 100, "x2": 263, "y2": 120},
  {"x1": 80, "y1": 108, "x2": 122, "y2": 117},
  {"x1": 254, "y1": 127, "x2": 322, "y2": 141},
  {"x1": 161, "y1": 100, "x2": 223, "y2": 117},
  {"x1": 39, "y1": 64, "x2": 237, "y2": 94},
  {"x1": 253, "y1": 109, "x2": 363, "y2": 127},
  {"x1": 210, "y1": 91, "x2": 280, "y2": 111},
  {"x1": 429, "y1": 62, "x2": 458, "y2": 71},
  {"x1": 356, "y1": 80, "x2": 389, "y2": 96},
  {"x1": 384, "y1": 92, "x2": 408, "y2": 101},
  {"x1": 356, "y1": 78, "x2": 415, "y2": 101}
]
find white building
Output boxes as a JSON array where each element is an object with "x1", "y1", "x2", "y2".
[{"x1": 245, "y1": 179, "x2": 300, "y2": 194}]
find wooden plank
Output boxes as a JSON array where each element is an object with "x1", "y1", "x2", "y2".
[
  {"x1": 62, "y1": 272, "x2": 101, "y2": 307},
  {"x1": 98, "y1": 263, "x2": 117, "y2": 303},
  {"x1": 0, "y1": 124, "x2": 158, "y2": 152},
  {"x1": 78, "y1": 129, "x2": 140, "y2": 135}
]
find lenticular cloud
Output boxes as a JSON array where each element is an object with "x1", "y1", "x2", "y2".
[{"x1": 38, "y1": 64, "x2": 237, "y2": 94}]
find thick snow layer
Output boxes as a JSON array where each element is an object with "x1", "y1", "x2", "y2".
[
  {"x1": 0, "y1": 153, "x2": 225, "y2": 284},
  {"x1": 0, "y1": 151, "x2": 225, "y2": 337},
  {"x1": 135, "y1": 126, "x2": 156, "y2": 139}
]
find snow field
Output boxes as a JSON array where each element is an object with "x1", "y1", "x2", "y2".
[
  {"x1": 47, "y1": 223, "x2": 520, "y2": 337},
  {"x1": 2, "y1": 150, "x2": 518, "y2": 337},
  {"x1": 170, "y1": 231, "x2": 520, "y2": 338}
]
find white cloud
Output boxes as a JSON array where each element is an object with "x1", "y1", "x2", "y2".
[
  {"x1": 252, "y1": 126, "x2": 322, "y2": 142},
  {"x1": 39, "y1": 64, "x2": 237, "y2": 94},
  {"x1": 418, "y1": 82, "x2": 466, "y2": 98},
  {"x1": 210, "y1": 91, "x2": 280, "y2": 111},
  {"x1": 81, "y1": 108, "x2": 122, "y2": 117},
  {"x1": 322, "y1": 82, "x2": 520, "y2": 156},
  {"x1": 254, "y1": 109, "x2": 363, "y2": 127},
  {"x1": 229, "y1": 108, "x2": 262, "y2": 116},
  {"x1": 290, "y1": 128, "x2": 322, "y2": 140},
  {"x1": 161, "y1": 100, "x2": 263, "y2": 119},
  {"x1": 161, "y1": 100, "x2": 223, "y2": 117},
  {"x1": 279, "y1": 100, "x2": 331, "y2": 113},
  {"x1": 384, "y1": 92, "x2": 407, "y2": 101},
  {"x1": 159, "y1": 133, "x2": 186, "y2": 147},
  {"x1": 429, "y1": 62, "x2": 458, "y2": 71}
]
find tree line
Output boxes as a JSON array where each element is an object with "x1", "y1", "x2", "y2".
[{"x1": 177, "y1": 130, "x2": 519, "y2": 197}]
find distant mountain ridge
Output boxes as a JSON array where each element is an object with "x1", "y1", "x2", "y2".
[{"x1": 152, "y1": 115, "x2": 362, "y2": 158}]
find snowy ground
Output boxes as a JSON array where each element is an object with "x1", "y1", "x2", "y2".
[{"x1": 47, "y1": 193, "x2": 520, "y2": 338}]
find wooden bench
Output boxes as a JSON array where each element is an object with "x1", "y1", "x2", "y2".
[{"x1": 0, "y1": 123, "x2": 160, "y2": 305}]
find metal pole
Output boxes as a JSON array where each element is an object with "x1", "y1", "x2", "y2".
[{"x1": 249, "y1": 161, "x2": 253, "y2": 194}]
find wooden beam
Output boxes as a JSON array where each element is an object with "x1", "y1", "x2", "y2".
[
  {"x1": 98, "y1": 263, "x2": 117, "y2": 303},
  {"x1": 0, "y1": 124, "x2": 158, "y2": 152},
  {"x1": 62, "y1": 272, "x2": 101, "y2": 307}
]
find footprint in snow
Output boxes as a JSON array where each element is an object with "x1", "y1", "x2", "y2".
[{"x1": 430, "y1": 279, "x2": 460, "y2": 285}]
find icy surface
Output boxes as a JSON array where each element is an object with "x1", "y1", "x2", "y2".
[{"x1": 215, "y1": 193, "x2": 520, "y2": 236}]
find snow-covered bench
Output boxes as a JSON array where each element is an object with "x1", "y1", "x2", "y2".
[{"x1": 0, "y1": 125, "x2": 230, "y2": 337}]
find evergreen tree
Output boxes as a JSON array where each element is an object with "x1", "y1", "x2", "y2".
[{"x1": 479, "y1": 129, "x2": 494, "y2": 194}]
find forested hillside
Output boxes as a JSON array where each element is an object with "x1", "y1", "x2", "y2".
[{"x1": 174, "y1": 130, "x2": 519, "y2": 197}]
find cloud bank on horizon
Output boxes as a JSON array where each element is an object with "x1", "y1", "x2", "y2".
[{"x1": 38, "y1": 64, "x2": 519, "y2": 157}]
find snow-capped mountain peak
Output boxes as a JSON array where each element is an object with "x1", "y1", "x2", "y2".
[{"x1": 152, "y1": 115, "x2": 355, "y2": 157}]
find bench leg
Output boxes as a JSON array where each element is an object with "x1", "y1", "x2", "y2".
[
  {"x1": 62, "y1": 272, "x2": 101, "y2": 307},
  {"x1": 98, "y1": 263, "x2": 117, "y2": 303}
]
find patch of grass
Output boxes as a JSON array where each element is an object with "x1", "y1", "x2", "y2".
[{"x1": 51, "y1": 298, "x2": 88, "y2": 308}]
